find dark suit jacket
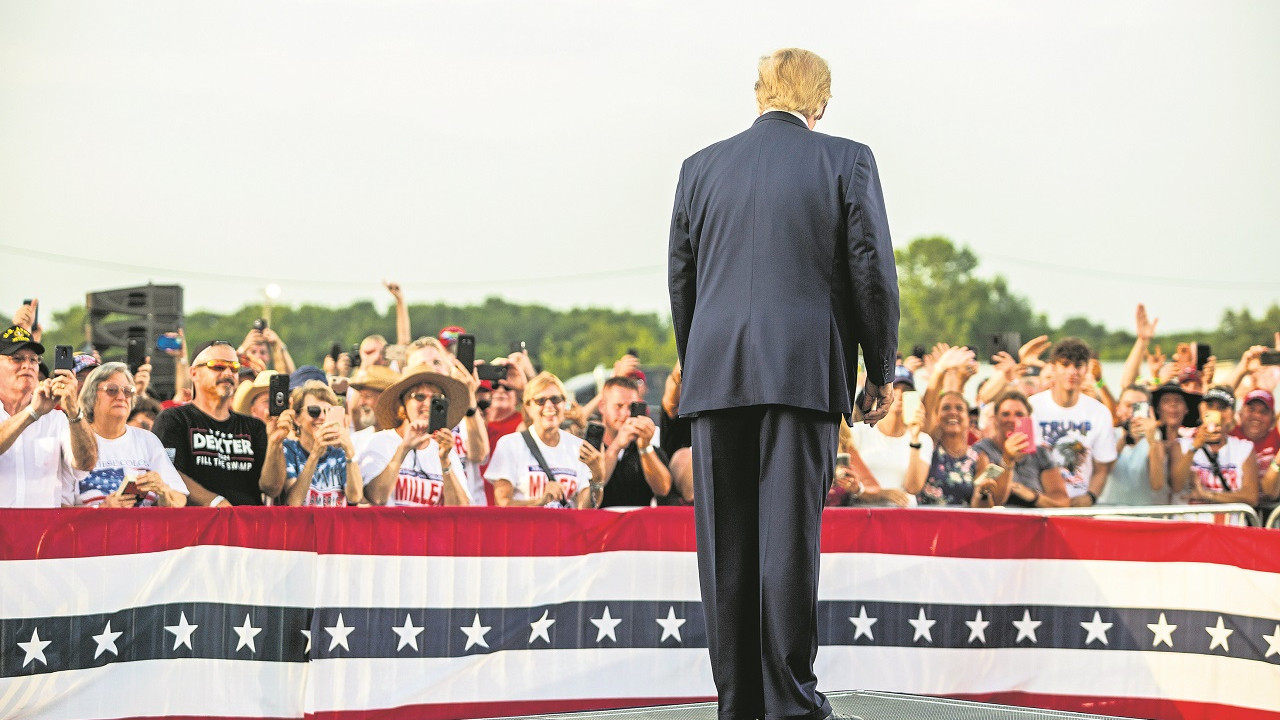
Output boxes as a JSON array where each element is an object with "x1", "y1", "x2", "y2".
[{"x1": 668, "y1": 111, "x2": 899, "y2": 423}]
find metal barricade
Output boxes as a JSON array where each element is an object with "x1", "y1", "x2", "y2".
[{"x1": 995, "y1": 503, "x2": 1261, "y2": 527}]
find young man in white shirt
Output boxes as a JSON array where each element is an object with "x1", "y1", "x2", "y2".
[{"x1": 1028, "y1": 337, "x2": 1117, "y2": 506}]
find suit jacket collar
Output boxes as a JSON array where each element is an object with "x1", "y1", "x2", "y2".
[{"x1": 754, "y1": 110, "x2": 808, "y2": 130}]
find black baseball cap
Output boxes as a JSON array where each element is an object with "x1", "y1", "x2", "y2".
[{"x1": 0, "y1": 325, "x2": 45, "y2": 356}]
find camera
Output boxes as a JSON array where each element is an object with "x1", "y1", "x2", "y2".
[{"x1": 253, "y1": 318, "x2": 268, "y2": 332}]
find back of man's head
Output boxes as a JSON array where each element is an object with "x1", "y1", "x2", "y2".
[
  {"x1": 1050, "y1": 337, "x2": 1093, "y2": 367},
  {"x1": 755, "y1": 48, "x2": 831, "y2": 118}
]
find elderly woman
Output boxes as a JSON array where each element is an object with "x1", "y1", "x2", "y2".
[
  {"x1": 484, "y1": 372, "x2": 605, "y2": 508},
  {"x1": 356, "y1": 366, "x2": 471, "y2": 506},
  {"x1": 270, "y1": 380, "x2": 363, "y2": 507},
  {"x1": 905, "y1": 391, "x2": 1001, "y2": 507},
  {"x1": 76, "y1": 362, "x2": 187, "y2": 507}
]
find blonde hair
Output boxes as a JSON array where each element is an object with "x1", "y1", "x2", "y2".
[
  {"x1": 522, "y1": 371, "x2": 567, "y2": 406},
  {"x1": 754, "y1": 48, "x2": 832, "y2": 118},
  {"x1": 290, "y1": 380, "x2": 339, "y2": 414}
]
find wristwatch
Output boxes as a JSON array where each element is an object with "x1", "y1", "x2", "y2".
[{"x1": 639, "y1": 445, "x2": 656, "y2": 455}]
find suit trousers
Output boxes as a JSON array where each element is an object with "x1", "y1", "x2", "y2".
[{"x1": 692, "y1": 405, "x2": 838, "y2": 720}]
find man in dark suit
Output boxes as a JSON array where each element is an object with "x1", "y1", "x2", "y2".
[{"x1": 668, "y1": 48, "x2": 899, "y2": 720}]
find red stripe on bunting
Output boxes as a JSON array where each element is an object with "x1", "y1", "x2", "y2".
[{"x1": 2, "y1": 507, "x2": 1279, "y2": 574}]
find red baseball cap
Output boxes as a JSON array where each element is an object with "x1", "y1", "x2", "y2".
[
  {"x1": 1244, "y1": 389, "x2": 1274, "y2": 412},
  {"x1": 438, "y1": 326, "x2": 466, "y2": 347}
]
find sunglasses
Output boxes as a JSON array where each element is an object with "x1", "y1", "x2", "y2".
[
  {"x1": 100, "y1": 384, "x2": 138, "y2": 398},
  {"x1": 405, "y1": 392, "x2": 437, "y2": 404},
  {"x1": 528, "y1": 395, "x2": 565, "y2": 407},
  {"x1": 199, "y1": 359, "x2": 241, "y2": 373}
]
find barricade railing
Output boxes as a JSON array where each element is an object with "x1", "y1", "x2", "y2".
[{"x1": 994, "y1": 502, "x2": 1261, "y2": 527}]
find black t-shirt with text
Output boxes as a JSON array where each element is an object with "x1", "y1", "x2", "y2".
[{"x1": 153, "y1": 404, "x2": 268, "y2": 506}]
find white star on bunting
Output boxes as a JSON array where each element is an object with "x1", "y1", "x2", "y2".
[
  {"x1": 326, "y1": 613, "x2": 355, "y2": 652},
  {"x1": 301, "y1": 629, "x2": 312, "y2": 654},
  {"x1": 965, "y1": 610, "x2": 989, "y2": 644},
  {"x1": 656, "y1": 606, "x2": 686, "y2": 643},
  {"x1": 1012, "y1": 609, "x2": 1042, "y2": 644},
  {"x1": 591, "y1": 606, "x2": 622, "y2": 643},
  {"x1": 18, "y1": 627, "x2": 52, "y2": 668},
  {"x1": 1147, "y1": 613, "x2": 1177, "y2": 648},
  {"x1": 92, "y1": 621, "x2": 124, "y2": 659},
  {"x1": 849, "y1": 606, "x2": 877, "y2": 641},
  {"x1": 529, "y1": 610, "x2": 555, "y2": 644},
  {"x1": 393, "y1": 614, "x2": 424, "y2": 652},
  {"x1": 461, "y1": 613, "x2": 491, "y2": 651},
  {"x1": 1080, "y1": 611, "x2": 1113, "y2": 646},
  {"x1": 1205, "y1": 616, "x2": 1233, "y2": 653},
  {"x1": 233, "y1": 614, "x2": 262, "y2": 653},
  {"x1": 1263, "y1": 624, "x2": 1280, "y2": 659},
  {"x1": 907, "y1": 607, "x2": 936, "y2": 643},
  {"x1": 164, "y1": 611, "x2": 198, "y2": 651}
]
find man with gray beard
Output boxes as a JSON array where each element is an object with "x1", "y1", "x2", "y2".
[{"x1": 153, "y1": 341, "x2": 276, "y2": 506}]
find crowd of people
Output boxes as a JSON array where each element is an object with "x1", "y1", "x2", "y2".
[
  {"x1": 828, "y1": 303, "x2": 1279, "y2": 519},
  {"x1": 2, "y1": 292, "x2": 1278, "y2": 519},
  {"x1": 0, "y1": 285, "x2": 694, "y2": 510}
]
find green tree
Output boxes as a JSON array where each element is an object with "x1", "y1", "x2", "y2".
[{"x1": 894, "y1": 236, "x2": 1050, "y2": 355}]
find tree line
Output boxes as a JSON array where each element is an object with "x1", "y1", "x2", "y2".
[{"x1": 36, "y1": 237, "x2": 1278, "y2": 376}]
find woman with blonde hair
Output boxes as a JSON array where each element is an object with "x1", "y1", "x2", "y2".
[
  {"x1": 278, "y1": 380, "x2": 362, "y2": 507},
  {"x1": 485, "y1": 372, "x2": 604, "y2": 508}
]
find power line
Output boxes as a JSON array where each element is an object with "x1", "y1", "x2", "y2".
[{"x1": 981, "y1": 251, "x2": 1272, "y2": 289}]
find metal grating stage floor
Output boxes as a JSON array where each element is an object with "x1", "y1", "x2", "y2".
[{"x1": 500, "y1": 691, "x2": 1139, "y2": 720}]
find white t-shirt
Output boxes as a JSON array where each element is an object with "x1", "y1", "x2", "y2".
[
  {"x1": 350, "y1": 426, "x2": 377, "y2": 456},
  {"x1": 0, "y1": 405, "x2": 81, "y2": 508},
  {"x1": 484, "y1": 429, "x2": 592, "y2": 507},
  {"x1": 356, "y1": 429, "x2": 469, "y2": 507},
  {"x1": 1175, "y1": 435, "x2": 1254, "y2": 504},
  {"x1": 450, "y1": 421, "x2": 488, "y2": 506},
  {"x1": 78, "y1": 426, "x2": 188, "y2": 506},
  {"x1": 1029, "y1": 391, "x2": 1118, "y2": 498},
  {"x1": 849, "y1": 423, "x2": 931, "y2": 504}
]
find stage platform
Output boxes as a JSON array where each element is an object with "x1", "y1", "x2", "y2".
[{"x1": 502, "y1": 691, "x2": 1135, "y2": 719}]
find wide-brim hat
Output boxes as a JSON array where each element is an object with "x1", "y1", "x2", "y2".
[
  {"x1": 232, "y1": 370, "x2": 278, "y2": 415},
  {"x1": 374, "y1": 366, "x2": 469, "y2": 431},
  {"x1": 348, "y1": 364, "x2": 400, "y2": 392},
  {"x1": 1150, "y1": 382, "x2": 1202, "y2": 427}
]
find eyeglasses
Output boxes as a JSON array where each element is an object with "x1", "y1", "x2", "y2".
[
  {"x1": 199, "y1": 359, "x2": 241, "y2": 373},
  {"x1": 304, "y1": 406, "x2": 324, "y2": 419},
  {"x1": 405, "y1": 392, "x2": 437, "y2": 404},
  {"x1": 7, "y1": 354, "x2": 40, "y2": 367},
  {"x1": 528, "y1": 395, "x2": 565, "y2": 407},
  {"x1": 492, "y1": 383, "x2": 514, "y2": 392},
  {"x1": 100, "y1": 384, "x2": 138, "y2": 398}
]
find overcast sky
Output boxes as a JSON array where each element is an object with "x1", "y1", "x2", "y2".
[{"x1": 2, "y1": 1, "x2": 1276, "y2": 336}]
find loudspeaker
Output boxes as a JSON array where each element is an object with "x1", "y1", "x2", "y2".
[{"x1": 86, "y1": 284, "x2": 184, "y2": 400}]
